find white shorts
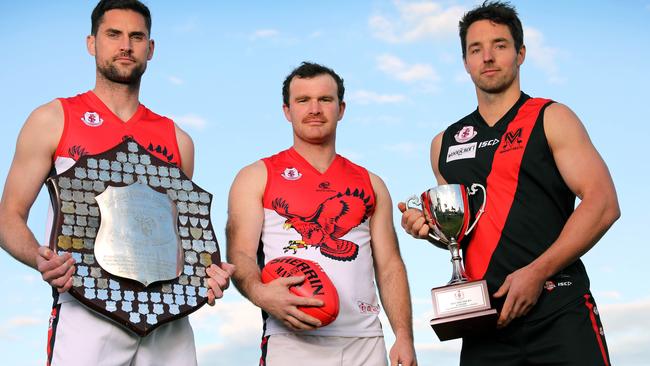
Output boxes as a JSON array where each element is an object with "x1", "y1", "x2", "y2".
[
  {"x1": 264, "y1": 333, "x2": 388, "y2": 366},
  {"x1": 48, "y1": 298, "x2": 197, "y2": 366}
]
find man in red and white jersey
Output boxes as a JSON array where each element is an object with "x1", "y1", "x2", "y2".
[
  {"x1": 0, "y1": 1, "x2": 234, "y2": 365},
  {"x1": 227, "y1": 62, "x2": 417, "y2": 366},
  {"x1": 399, "y1": 2, "x2": 619, "y2": 365}
]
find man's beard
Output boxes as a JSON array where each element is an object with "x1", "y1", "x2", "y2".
[
  {"x1": 98, "y1": 61, "x2": 146, "y2": 85},
  {"x1": 475, "y1": 68, "x2": 518, "y2": 94}
]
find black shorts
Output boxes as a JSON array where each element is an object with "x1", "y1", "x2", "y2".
[{"x1": 460, "y1": 293, "x2": 610, "y2": 366}]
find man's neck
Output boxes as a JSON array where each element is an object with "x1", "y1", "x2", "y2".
[
  {"x1": 476, "y1": 85, "x2": 521, "y2": 127},
  {"x1": 292, "y1": 140, "x2": 337, "y2": 174},
  {"x1": 93, "y1": 76, "x2": 141, "y2": 122}
]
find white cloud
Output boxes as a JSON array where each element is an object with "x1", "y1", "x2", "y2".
[
  {"x1": 172, "y1": 18, "x2": 199, "y2": 34},
  {"x1": 383, "y1": 142, "x2": 426, "y2": 156},
  {"x1": 168, "y1": 76, "x2": 184, "y2": 85},
  {"x1": 171, "y1": 114, "x2": 208, "y2": 130},
  {"x1": 600, "y1": 299, "x2": 650, "y2": 365},
  {"x1": 193, "y1": 299, "x2": 261, "y2": 345},
  {"x1": 370, "y1": 1, "x2": 466, "y2": 43},
  {"x1": 524, "y1": 26, "x2": 564, "y2": 84},
  {"x1": 0, "y1": 315, "x2": 41, "y2": 341},
  {"x1": 348, "y1": 90, "x2": 407, "y2": 105},
  {"x1": 454, "y1": 70, "x2": 470, "y2": 84},
  {"x1": 595, "y1": 290, "x2": 622, "y2": 300},
  {"x1": 250, "y1": 29, "x2": 280, "y2": 41},
  {"x1": 377, "y1": 54, "x2": 439, "y2": 83}
]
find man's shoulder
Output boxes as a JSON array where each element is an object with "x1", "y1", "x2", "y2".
[{"x1": 29, "y1": 98, "x2": 65, "y2": 125}]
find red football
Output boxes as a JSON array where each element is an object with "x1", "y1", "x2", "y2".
[{"x1": 261, "y1": 256, "x2": 339, "y2": 327}]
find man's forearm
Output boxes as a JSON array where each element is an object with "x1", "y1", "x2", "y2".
[
  {"x1": 0, "y1": 213, "x2": 41, "y2": 269},
  {"x1": 377, "y1": 260, "x2": 414, "y2": 340}
]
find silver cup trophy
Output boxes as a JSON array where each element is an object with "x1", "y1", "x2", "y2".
[{"x1": 406, "y1": 183, "x2": 497, "y2": 341}]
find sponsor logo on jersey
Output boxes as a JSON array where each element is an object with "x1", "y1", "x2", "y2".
[
  {"x1": 281, "y1": 167, "x2": 302, "y2": 180},
  {"x1": 499, "y1": 127, "x2": 524, "y2": 153},
  {"x1": 357, "y1": 301, "x2": 380, "y2": 314},
  {"x1": 317, "y1": 181, "x2": 335, "y2": 192},
  {"x1": 478, "y1": 138, "x2": 499, "y2": 149},
  {"x1": 81, "y1": 111, "x2": 103, "y2": 127},
  {"x1": 446, "y1": 142, "x2": 477, "y2": 162},
  {"x1": 454, "y1": 126, "x2": 478, "y2": 143},
  {"x1": 544, "y1": 279, "x2": 573, "y2": 292},
  {"x1": 544, "y1": 281, "x2": 556, "y2": 291}
]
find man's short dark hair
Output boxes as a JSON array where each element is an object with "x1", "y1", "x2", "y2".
[
  {"x1": 91, "y1": 0, "x2": 152, "y2": 36},
  {"x1": 282, "y1": 62, "x2": 345, "y2": 106},
  {"x1": 458, "y1": 1, "x2": 523, "y2": 59}
]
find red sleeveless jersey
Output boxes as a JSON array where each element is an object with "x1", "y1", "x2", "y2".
[
  {"x1": 55, "y1": 91, "x2": 181, "y2": 168},
  {"x1": 259, "y1": 148, "x2": 383, "y2": 337}
]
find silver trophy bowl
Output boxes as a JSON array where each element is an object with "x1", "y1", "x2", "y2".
[{"x1": 407, "y1": 184, "x2": 485, "y2": 285}]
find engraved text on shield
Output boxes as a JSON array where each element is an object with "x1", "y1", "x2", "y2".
[{"x1": 94, "y1": 182, "x2": 182, "y2": 286}]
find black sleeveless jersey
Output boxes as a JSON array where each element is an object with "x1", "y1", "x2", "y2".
[{"x1": 439, "y1": 92, "x2": 590, "y2": 320}]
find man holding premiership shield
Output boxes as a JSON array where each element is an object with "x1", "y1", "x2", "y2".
[
  {"x1": 0, "y1": 1, "x2": 234, "y2": 365},
  {"x1": 400, "y1": 1, "x2": 619, "y2": 365},
  {"x1": 227, "y1": 62, "x2": 416, "y2": 366}
]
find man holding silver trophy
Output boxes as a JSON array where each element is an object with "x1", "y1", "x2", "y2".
[
  {"x1": 400, "y1": 1, "x2": 620, "y2": 365},
  {"x1": 0, "y1": 1, "x2": 234, "y2": 365}
]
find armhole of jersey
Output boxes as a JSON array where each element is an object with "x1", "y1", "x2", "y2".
[
  {"x1": 437, "y1": 126, "x2": 452, "y2": 180},
  {"x1": 538, "y1": 100, "x2": 555, "y2": 153},
  {"x1": 53, "y1": 98, "x2": 69, "y2": 162},
  {"x1": 169, "y1": 119, "x2": 183, "y2": 169},
  {"x1": 359, "y1": 166, "x2": 377, "y2": 216},
  {"x1": 261, "y1": 158, "x2": 273, "y2": 206}
]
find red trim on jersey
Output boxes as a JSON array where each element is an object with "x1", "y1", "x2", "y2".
[
  {"x1": 584, "y1": 294, "x2": 610, "y2": 366},
  {"x1": 54, "y1": 91, "x2": 181, "y2": 167},
  {"x1": 46, "y1": 304, "x2": 60, "y2": 366},
  {"x1": 259, "y1": 335, "x2": 269, "y2": 366},
  {"x1": 465, "y1": 98, "x2": 551, "y2": 280}
]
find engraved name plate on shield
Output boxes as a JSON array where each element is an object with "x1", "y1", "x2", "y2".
[{"x1": 46, "y1": 137, "x2": 220, "y2": 336}]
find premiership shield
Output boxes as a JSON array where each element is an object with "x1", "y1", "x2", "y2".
[{"x1": 46, "y1": 137, "x2": 220, "y2": 336}]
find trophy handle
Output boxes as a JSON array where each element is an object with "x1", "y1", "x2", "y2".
[
  {"x1": 464, "y1": 183, "x2": 486, "y2": 235},
  {"x1": 405, "y1": 195, "x2": 421, "y2": 210},
  {"x1": 405, "y1": 194, "x2": 444, "y2": 244}
]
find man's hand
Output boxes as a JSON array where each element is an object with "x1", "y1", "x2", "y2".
[
  {"x1": 397, "y1": 202, "x2": 430, "y2": 240},
  {"x1": 389, "y1": 336, "x2": 417, "y2": 366},
  {"x1": 493, "y1": 264, "x2": 547, "y2": 328},
  {"x1": 36, "y1": 246, "x2": 75, "y2": 293},
  {"x1": 206, "y1": 262, "x2": 236, "y2": 305},
  {"x1": 256, "y1": 276, "x2": 324, "y2": 331}
]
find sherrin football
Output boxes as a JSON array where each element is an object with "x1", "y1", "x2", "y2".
[{"x1": 261, "y1": 256, "x2": 339, "y2": 327}]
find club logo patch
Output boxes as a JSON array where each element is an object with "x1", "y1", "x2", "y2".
[
  {"x1": 281, "y1": 167, "x2": 302, "y2": 180},
  {"x1": 499, "y1": 128, "x2": 524, "y2": 153},
  {"x1": 357, "y1": 301, "x2": 380, "y2": 314},
  {"x1": 81, "y1": 111, "x2": 103, "y2": 127},
  {"x1": 446, "y1": 142, "x2": 477, "y2": 162},
  {"x1": 454, "y1": 126, "x2": 478, "y2": 143}
]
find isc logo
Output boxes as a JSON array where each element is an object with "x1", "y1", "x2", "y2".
[{"x1": 478, "y1": 139, "x2": 499, "y2": 149}]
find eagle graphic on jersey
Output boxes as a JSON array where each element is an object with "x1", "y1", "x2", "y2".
[{"x1": 272, "y1": 188, "x2": 373, "y2": 262}]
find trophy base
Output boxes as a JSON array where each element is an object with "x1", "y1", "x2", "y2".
[
  {"x1": 430, "y1": 308, "x2": 498, "y2": 341},
  {"x1": 430, "y1": 279, "x2": 497, "y2": 341}
]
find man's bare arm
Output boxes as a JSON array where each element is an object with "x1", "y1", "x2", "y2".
[
  {"x1": 370, "y1": 173, "x2": 417, "y2": 366},
  {"x1": 494, "y1": 103, "x2": 620, "y2": 327},
  {"x1": 226, "y1": 161, "x2": 322, "y2": 330},
  {"x1": 0, "y1": 100, "x2": 77, "y2": 292}
]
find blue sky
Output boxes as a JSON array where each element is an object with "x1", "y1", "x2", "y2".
[{"x1": 1, "y1": 1, "x2": 649, "y2": 365}]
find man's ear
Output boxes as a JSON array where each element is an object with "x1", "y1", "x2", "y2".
[{"x1": 87, "y1": 35, "x2": 96, "y2": 56}]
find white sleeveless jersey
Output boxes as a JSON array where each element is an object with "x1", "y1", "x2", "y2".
[{"x1": 260, "y1": 148, "x2": 383, "y2": 337}]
